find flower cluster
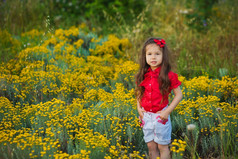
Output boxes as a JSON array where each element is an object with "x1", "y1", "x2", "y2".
[{"x1": 171, "y1": 139, "x2": 186, "y2": 155}]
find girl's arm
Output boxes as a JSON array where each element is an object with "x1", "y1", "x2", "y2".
[
  {"x1": 137, "y1": 99, "x2": 145, "y2": 119},
  {"x1": 158, "y1": 86, "x2": 183, "y2": 120}
]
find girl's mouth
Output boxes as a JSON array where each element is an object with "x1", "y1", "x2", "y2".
[{"x1": 151, "y1": 61, "x2": 157, "y2": 64}]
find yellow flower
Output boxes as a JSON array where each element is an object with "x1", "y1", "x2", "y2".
[{"x1": 73, "y1": 39, "x2": 84, "y2": 49}]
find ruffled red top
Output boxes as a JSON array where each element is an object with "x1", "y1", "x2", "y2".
[{"x1": 139, "y1": 66, "x2": 181, "y2": 113}]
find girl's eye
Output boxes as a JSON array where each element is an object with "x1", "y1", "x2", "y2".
[{"x1": 147, "y1": 53, "x2": 161, "y2": 55}]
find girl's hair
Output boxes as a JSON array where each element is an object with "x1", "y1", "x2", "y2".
[{"x1": 135, "y1": 37, "x2": 171, "y2": 102}]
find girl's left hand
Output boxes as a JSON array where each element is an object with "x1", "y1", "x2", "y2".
[{"x1": 156, "y1": 110, "x2": 169, "y2": 120}]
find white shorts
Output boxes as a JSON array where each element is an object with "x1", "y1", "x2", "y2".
[{"x1": 142, "y1": 106, "x2": 172, "y2": 145}]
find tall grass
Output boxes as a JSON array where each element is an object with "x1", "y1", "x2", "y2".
[
  {"x1": 119, "y1": 0, "x2": 238, "y2": 78},
  {"x1": 0, "y1": 0, "x2": 50, "y2": 34}
]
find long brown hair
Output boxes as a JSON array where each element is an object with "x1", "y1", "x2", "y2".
[{"x1": 135, "y1": 37, "x2": 171, "y2": 102}]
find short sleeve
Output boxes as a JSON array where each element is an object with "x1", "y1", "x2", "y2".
[{"x1": 169, "y1": 72, "x2": 181, "y2": 89}]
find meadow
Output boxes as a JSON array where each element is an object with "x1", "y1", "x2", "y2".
[
  {"x1": 0, "y1": 25, "x2": 237, "y2": 159},
  {"x1": 0, "y1": 0, "x2": 238, "y2": 159}
]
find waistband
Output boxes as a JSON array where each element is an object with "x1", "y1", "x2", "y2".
[{"x1": 143, "y1": 105, "x2": 168, "y2": 114}]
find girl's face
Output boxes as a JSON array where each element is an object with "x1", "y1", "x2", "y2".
[{"x1": 145, "y1": 44, "x2": 163, "y2": 70}]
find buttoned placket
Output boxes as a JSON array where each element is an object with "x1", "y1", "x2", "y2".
[
  {"x1": 141, "y1": 67, "x2": 165, "y2": 113},
  {"x1": 149, "y1": 75, "x2": 152, "y2": 111}
]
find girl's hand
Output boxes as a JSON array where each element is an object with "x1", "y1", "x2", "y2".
[
  {"x1": 156, "y1": 110, "x2": 169, "y2": 120},
  {"x1": 138, "y1": 107, "x2": 146, "y2": 119}
]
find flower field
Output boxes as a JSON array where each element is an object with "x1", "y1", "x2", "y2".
[{"x1": 0, "y1": 26, "x2": 237, "y2": 159}]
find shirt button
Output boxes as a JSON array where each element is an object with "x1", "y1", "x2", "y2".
[
  {"x1": 149, "y1": 101, "x2": 151, "y2": 103},
  {"x1": 150, "y1": 109, "x2": 152, "y2": 111},
  {"x1": 149, "y1": 84, "x2": 151, "y2": 86}
]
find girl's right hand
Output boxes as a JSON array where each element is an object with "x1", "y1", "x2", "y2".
[{"x1": 138, "y1": 107, "x2": 146, "y2": 119}]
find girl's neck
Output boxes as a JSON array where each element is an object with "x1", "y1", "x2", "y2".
[{"x1": 150, "y1": 66, "x2": 161, "y2": 71}]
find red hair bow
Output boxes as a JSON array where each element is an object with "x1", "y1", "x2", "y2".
[{"x1": 154, "y1": 39, "x2": 166, "y2": 48}]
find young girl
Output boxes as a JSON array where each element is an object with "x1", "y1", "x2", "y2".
[{"x1": 135, "y1": 37, "x2": 183, "y2": 159}]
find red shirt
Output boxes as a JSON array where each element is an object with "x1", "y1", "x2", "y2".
[{"x1": 139, "y1": 66, "x2": 181, "y2": 113}]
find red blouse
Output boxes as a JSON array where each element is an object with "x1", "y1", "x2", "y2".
[{"x1": 139, "y1": 66, "x2": 181, "y2": 113}]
